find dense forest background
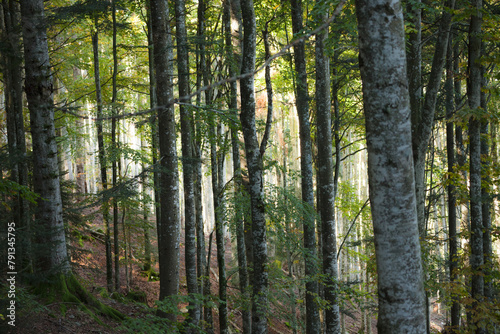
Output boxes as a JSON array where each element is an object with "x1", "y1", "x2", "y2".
[{"x1": 1, "y1": 0, "x2": 499, "y2": 333}]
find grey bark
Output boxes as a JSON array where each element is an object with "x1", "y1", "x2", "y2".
[
  {"x1": 141, "y1": 136, "x2": 152, "y2": 273},
  {"x1": 411, "y1": 0, "x2": 455, "y2": 237},
  {"x1": 445, "y1": 37, "x2": 460, "y2": 331},
  {"x1": 240, "y1": 0, "x2": 268, "y2": 332},
  {"x1": 355, "y1": 0, "x2": 427, "y2": 331},
  {"x1": 290, "y1": 1, "x2": 320, "y2": 333},
  {"x1": 1, "y1": 0, "x2": 30, "y2": 271},
  {"x1": 210, "y1": 120, "x2": 228, "y2": 334},
  {"x1": 174, "y1": 0, "x2": 200, "y2": 328},
  {"x1": 150, "y1": 0, "x2": 180, "y2": 317},
  {"x1": 111, "y1": 0, "x2": 120, "y2": 293},
  {"x1": 20, "y1": 0, "x2": 70, "y2": 275},
  {"x1": 146, "y1": 0, "x2": 161, "y2": 264},
  {"x1": 92, "y1": 17, "x2": 113, "y2": 292},
  {"x1": 480, "y1": 61, "x2": 493, "y2": 302},
  {"x1": 224, "y1": 0, "x2": 251, "y2": 332},
  {"x1": 315, "y1": 5, "x2": 340, "y2": 333},
  {"x1": 195, "y1": 1, "x2": 211, "y2": 330},
  {"x1": 468, "y1": 0, "x2": 484, "y2": 330}
]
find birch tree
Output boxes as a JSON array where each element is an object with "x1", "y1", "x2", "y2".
[{"x1": 355, "y1": 0, "x2": 427, "y2": 331}]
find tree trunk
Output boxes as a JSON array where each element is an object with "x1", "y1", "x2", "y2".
[
  {"x1": 315, "y1": 5, "x2": 341, "y2": 333},
  {"x1": 445, "y1": 36, "x2": 460, "y2": 331},
  {"x1": 20, "y1": 0, "x2": 70, "y2": 275},
  {"x1": 224, "y1": 0, "x2": 251, "y2": 332},
  {"x1": 175, "y1": 0, "x2": 200, "y2": 328},
  {"x1": 468, "y1": 0, "x2": 484, "y2": 330},
  {"x1": 111, "y1": 0, "x2": 120, "y2": 293},
  {"x1": 355, "y1": 0, "x2": 427, "y2": 331},
  {"x1": 480, "y1": 60, "x2": 493, "y2": 303},
  {"x1": 240, "y1": 0, "x2": 268, "y2": 332},
  {"x1": 92, "y1": 17, "x2": 113, "y2": 293},
  {"x1": 1, "y1": 0, "x2": 31, "y2": 272},
  {"x1": 150, "y1": 0, "x2": 180, "y2": 317},
  {"x1": 290, "y1": 0, "x2": 320, "y2": 332},
  {"x1": 195, "y1": 1, "x2": 210, "y2": 330},
  {"x1": 141, "y1": 135, "x2": 152, "y2": 273},
  {"x1": 411, "y1": 0, "x2": 455, "y2": 237}
]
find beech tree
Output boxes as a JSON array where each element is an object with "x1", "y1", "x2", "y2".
[
  {"x1": 240, "y1": 0, "x2": 268, "y2": 331},
  {"x1": 355, "y1": 0, "x2": 427, "y2": 331},
  {"x1": 315, "y1": 3, "x2": 341, "y2": 333},
  {"x1": 290, "y1": 0, "x2": 320, "y2": 332},
  {"x1": 150, "y1": 0, "x2": 180, "y2": 318},
  {"x1": 468, "y1": 0, "x2": 485, "y2": 331},
  {"x1": 175, "y1": 0, "x2": 200, "y2": 328}
]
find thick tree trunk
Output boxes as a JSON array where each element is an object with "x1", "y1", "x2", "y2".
[
  {"x1": 150, "y1": 0, "x2": 180, "y2": 317},
  {"x1": 175, "y1": 0, "x2": 200, "y2": 328},
  {"x1": 20, "y1": 0, "x2": 70, "y2": 275},
  {"x1": 315, "y1": 5, "x2": 340, "y2": 333},
  {"x1": 355, "y1": 0, "x2": 427, "y2": 331},
  {"x1": 290, "y1": 0, "x2": 320, "y2": 332},
  {"x1": 240, "y1": 0, "x2": 268, "y2": 332}
]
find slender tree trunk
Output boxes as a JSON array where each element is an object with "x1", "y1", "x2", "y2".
[
  {"x1": 175, "y1": 0, "x2": 200, "y2": 328},
  {"x1": 20, "y1": 0, "x2": 70, "y2": 275},
  {"x1": 468, "y1": 0, "x2": 484, "y2": 331},
  {"x1": 480, "y1": 62, "x2": 493, "y2": 303},
  {"x1": 355, "y1": 0, "x2": 427, "y2": 331},
  {"x1": 150, "y1": 0, "x2": 180, "y2": 317},
  {"x1": 1, "y1": 0, "x2": 31, "y2": 272},
  {"x1": 92, "y1": 17, "x2": 113, "y2": 292},
  {"x1": 315, "y1": 5, "x2": 340, "y2": 333},
  {"x1": 290, "y1": 1, "x2": 320, "y2": 332},
  {"x1": 146, "y1": 0, "x2": 160, "y2": 264},
  {"x1": 224, "y1": 0, "x2": 250, "y2": 331},
  {"x1": 411, "y1": 0, "x2": 455, "y2": 237},
  {"x1": 195, "y1": 1, "x2": 210, "y2": 330},
  {"x1": 240, "y1": 0, "x2": 268, "y2": 332},
  {"x1": 210, "y1": 119, "x2": 228, "y2": 334},
  {"x1": 111, "y1": 0, "x2": 120, "y2": 293},
  {"x1": 141, "y1": 136, "x2": 152, "y2": 273},
  {"x1": 445, "y1": 37, "x2": 461, "y2": 332}
]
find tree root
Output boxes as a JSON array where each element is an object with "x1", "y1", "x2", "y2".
[{"x1": 34, "y1": 273, "x2": 125, "y2": 323}]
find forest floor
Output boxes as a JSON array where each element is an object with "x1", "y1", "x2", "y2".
[{"x1": 6, "y1": 212, "x2": 448, "y2": 334}]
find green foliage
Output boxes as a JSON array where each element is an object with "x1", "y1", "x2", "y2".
[
  {"x1": 121, "y1": 294, "x2": 211, "y2": 333},
  {"x1": 0, "y1": 178, "x2": 39, "y2": 207}
]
